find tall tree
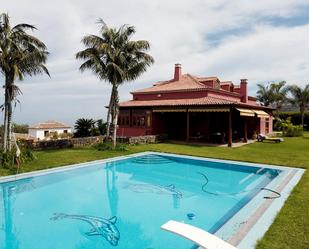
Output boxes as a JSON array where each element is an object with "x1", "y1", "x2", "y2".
[
  {"x1": 256, "y1": 81, "x2": 288, "y2": 117},
  {"x1": 256, "y1": 83, "x2": 273, "y2": 106},
  {"x1": 97, "y1": 119, "x2": 107, "y2": 135},
  {"x1": 74, "y1": 118, "x2": 97, "y2": 137},
  {"x1": 270, "y1": 81, "x2": 289, "y2": 117},
  {"x1": 76, "y1": 20, "x2": 154, "y2": 148},
  {"x1": 287, "y1": 84, "x2": 309, "y2": 128},
  {"x1": 0, "y1": 13, "x2": 49, "y2": 152}
]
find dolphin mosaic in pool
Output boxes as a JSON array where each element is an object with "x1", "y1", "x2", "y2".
[
  {"x1": 50, "y1": 213, "x2": 120, "y2": 246},
  {"x1": 125, "y1": 183, "x2": 183, "y2": 198}
]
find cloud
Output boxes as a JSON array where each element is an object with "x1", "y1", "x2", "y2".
[{"x1": 2, "y1": 0, "x2": 309, "y2": 125}]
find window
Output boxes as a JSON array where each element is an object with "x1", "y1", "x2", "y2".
[
  {"x1": 131, "y1": 110, "x2": 151, "y2": 128},
  {"x1": 118, "y1": 110, "x2": 131, "y2": 127},
  {"x1": 118, "y1": 115, "x2": 130, "y2": 126},
  {"x1": 64, "y1": 130, "x2": 68, "y2": 133},
  {"x1": 132, "y1": 115, "x2": 146, "y2": 127},
  {"x1": 44, "y1": 130, "x2": 49, "y2": 137}
]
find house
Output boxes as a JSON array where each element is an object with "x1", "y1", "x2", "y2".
[
  {"x1": 28, "y1": 120, "x2": 72, "y2": 140},
  {"x1": 117, "y1": 64, "x2": 273, "y2": 147}
]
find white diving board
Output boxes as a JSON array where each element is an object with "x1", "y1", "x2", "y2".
[{"x1": 161, "y1": 220, "x2": 237, "y2": 249}]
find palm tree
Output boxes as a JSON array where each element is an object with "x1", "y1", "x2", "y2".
[
  {"x1": 270, "y1": 81, "x2": 289, "y2": 117},
  {"x1": 76, "y1": 20, "x2": 154, "y2": 148},
  {"x1": 256, "y1": 81, "x2": 288, "y2": 117},
  {"x1": 0, "y1": 13, "x2": 49, "y2": 152},
  {"x1": 257, "y1": 83, "x2": 273, "y2": 106},
  {"x1": 287, "y1": 84, "x2": 309, "y2": 128},
  {"x1": 74, "y1": 118, "x2": 97, "y2": 137},
  {"x1": 97, "y1": 119, "x2": 107, "y2": 135}
]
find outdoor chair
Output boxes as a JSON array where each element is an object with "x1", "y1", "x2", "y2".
[{"x1": 257, "y1": 134, "x2": 284, "y2": 143}]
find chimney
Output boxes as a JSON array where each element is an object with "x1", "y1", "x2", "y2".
[
  {"x1": 174, "y1": 63, "x2": 182, "y2": 81},
  {"x1": 240, "y1": 79, "x2": 248, "y2": 103}
]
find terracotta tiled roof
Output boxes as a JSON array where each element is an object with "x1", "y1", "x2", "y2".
[
  {"x1": 133, "y1": 74, "x2": 212, "y2": 93},
  {"x1": 119, "y1": 96, "x2": 236, "y2": 107},
  {"x1": 29, "y1": 120, "x2": 71, "y2": 129},
  {"x1": 196, "y1": 76, "x2": 219, "y2": 82},
  {"x1": 220, "y1": 81, "x2": 233, "y2": 85}
]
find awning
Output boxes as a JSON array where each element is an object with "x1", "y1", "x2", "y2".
[
  {"x1": 252, "y1": 110, "x2": 269, "y2": 118},
  {"x1": 236, "y1": 108, "x2": 255, "y2": 117},
  {"x1": 188, "y1": 108, "x2": 230, "y2": 112},
  {"x1": 153, "y1": 109, "x2": 186, "y2": 112}
]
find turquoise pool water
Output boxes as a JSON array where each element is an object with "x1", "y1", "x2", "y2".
[{"x1": 0, "y1": 154, "x2": 281, "y2": 249}]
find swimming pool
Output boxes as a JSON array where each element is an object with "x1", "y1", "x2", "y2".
[{"x1": 0, "y1": 152, "x2": 303, "y2": 249}]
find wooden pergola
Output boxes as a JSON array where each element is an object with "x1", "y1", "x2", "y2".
[{"x1": 152, "y1": 105, "x2": 270, "y2": 147}]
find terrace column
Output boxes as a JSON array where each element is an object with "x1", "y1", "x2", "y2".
[
  {"x1": 186, "y1": 109, "x2": 190, "y2": 143},
  {"x1": 244, "y1": 118, "x2": 248, "y2": 143},
  {"x1": 228, "y1": 108, "x2": 232, "y2": 147}
]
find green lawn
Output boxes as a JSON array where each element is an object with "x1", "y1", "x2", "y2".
[{"x1": 1, "y1": 134, "x2": 308, "y2": 249}]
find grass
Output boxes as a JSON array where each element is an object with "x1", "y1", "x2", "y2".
[{"x1": 1, "y1": 134, "x2": 309, "y2": 248}]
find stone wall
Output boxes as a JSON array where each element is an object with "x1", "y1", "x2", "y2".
[
  {"x1": 128, "y1": 135, "x2": 158, "y2": 145},
  {"x1": 31, "y1": 139, "x2": 73, "y2": 150},
  {"x1": 31, "y1": 136, "x2": 104, "y2": 150},
  {"x1": 124, "y1": 134, "x2": 167, "y2": 145},
  {"x1": 28, "y1": 134, "x2": 166, "y2": 150},
  {"x1": 71, "y1": 136, "x2": 104, "y2": 147}
]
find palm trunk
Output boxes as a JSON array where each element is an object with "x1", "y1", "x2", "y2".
[
  {"x1": 105, "y1": 85, "x2": 117, "y2": 143},
  {"x1": 300, "y1": 107, "x2": 305, "y2": 129},
  {"x1": 7, "y1": 100, "x2": 13, "y2": 152},
  {"x1": 105, "y1": 94, "x2": 113, "y2": 142},
  {"x1": 3, "y1": 75, "x2": 11, "y2": 152},
  {"x1": 112, "y1": 87, "x2": 119, "y2": 149},
  {"x1": 3, "y1": 104, "x2": 8, "y2": 152}
]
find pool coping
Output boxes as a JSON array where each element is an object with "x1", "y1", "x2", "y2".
[
  {"x1": 0, "y1": 151, "x2": 305, "y2": 249},
  {"x1": 150, "y1": 152, "x2": 304, "y2": 249}
]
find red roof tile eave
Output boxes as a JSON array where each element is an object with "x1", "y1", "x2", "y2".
[
  {"x1": 130, "y1": 87, "x2": 242, "y2": 97},
  {"x1": 119, "y1": 100, "x2": 274, "y2": 111},
  {"x1": 119, "y1": 103, "x2": 272, "y2": 109},
  {"x1": 120, "y1": 104, "x2": 233, "y2": 108},
  {"x1": 236, "y1": 102, "x2": 275, "y2": 110}
]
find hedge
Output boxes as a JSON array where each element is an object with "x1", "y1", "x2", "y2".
[{"x1": 276, "y1": 111, "x2": 309, "y2": 130}]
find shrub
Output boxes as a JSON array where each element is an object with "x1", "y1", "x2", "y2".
[
  {"x1": 0, "y1": 150, "x2": 15, "y2": 169},
  {"x1": 279, "y1": 118, "x2": 303, "y2": 137},
  {"x1": 277, "y1": 111, "x2": 309, "y2": 130},
  {"x1": 0, "y1": 143, "x2": 36, "y2": 170},
  {"x1": 59, "y1": 132, "x2": 73, "y2": 139},
  {"x1": 20, "y1": 146, "x2": 36, "y2": 162},
  {"x1": 51, "y1": 131, "x2": 59, "y2": 140}
]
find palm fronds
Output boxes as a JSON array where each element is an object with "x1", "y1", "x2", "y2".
[
  {"x1": 0, "y1": 13, "x2": 49, "y2": 152},
  {"x1": 76, "y1": 20, "x2": 154, "y2": 148}
]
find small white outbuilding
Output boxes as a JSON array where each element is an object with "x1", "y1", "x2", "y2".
[{"x1": 28, "y1": 120, "x2": 72, "y2": 140}]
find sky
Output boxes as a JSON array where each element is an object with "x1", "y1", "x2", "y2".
[{"x1": 2, "y1": 0, "x2": 309, "y2": 126}]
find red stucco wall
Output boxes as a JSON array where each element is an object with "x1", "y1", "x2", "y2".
[
  {"x1": 259, "y1": 117, "x2": 273, "y2": 135},
  {"x1": 260, "y1": 117, "x2": 266, "y2": 135},
  {"x1": 117, "y1": 127, "x2": 150, "y2": 137},
  {"x1": 269, "y1": 116, "x2": 273, "y2": 134}
]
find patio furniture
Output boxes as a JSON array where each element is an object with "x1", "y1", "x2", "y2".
[
  {"x1": 161, "y1": 220, "x2": 237, "y2": 249},
  {"x1": 257, "y1": 134, "x2": 284, "y2": 143},
  {"x1": 211, "y1": 132, "x2": 225, "y2": 144},
  {"x1": 189, "y1": 132, "x2": 204, "y2": 142}
]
